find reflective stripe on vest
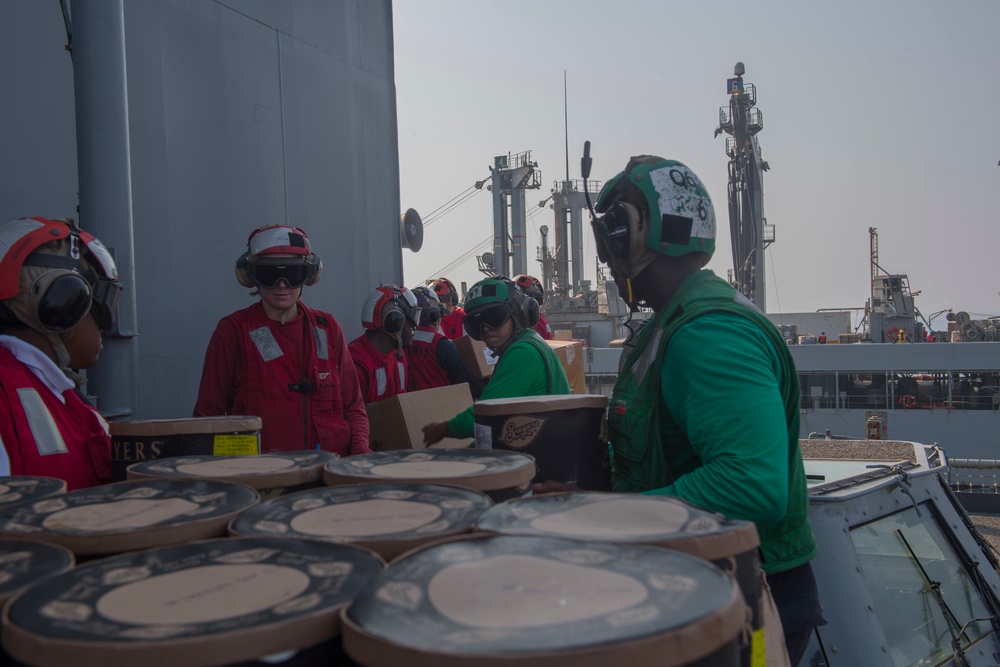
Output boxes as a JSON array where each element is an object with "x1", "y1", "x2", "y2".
[
  {"x1": 397, "y1": 361, "x2": 406, "y2": 390},
  {"x1": 375, "y1": 367, "x2": 387, "y2": 396},
  {"x1": 413, "y1": 330, "x2": 436, "y2": 344},
  {"x1": 314, "y1": 326, "x2": 328, "y2": 361},
  {"x1": 17, "y1": 387, "x2": 69, "y2": 455},
  {"x1": 631, "y1": 328, "x2": 663, "y2": 387},
  {"x1": 249, "y1": 326, "x2": 283, "y2": 362}
]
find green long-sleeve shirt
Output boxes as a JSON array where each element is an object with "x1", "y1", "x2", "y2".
[
  {"x1": 645, "y1": 312, "x2": 792, "y2": 524},
  {"x1": 642, "y1": 310, "x2": 816, "y2": 573},
  {"x1": 448, "y1": 328, "x2": 570, "y2": 438}
]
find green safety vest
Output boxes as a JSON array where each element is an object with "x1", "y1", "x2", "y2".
[{"x1": 609, "y1": 270, "x2": 814, "y2": 571}]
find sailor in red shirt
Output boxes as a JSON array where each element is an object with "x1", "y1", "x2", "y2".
[
  {"x1": 515, "y1": 274, "x2": 553, "y2": 340},
  {"x1": 432, "y1": 277, "x2": 465, "y2": 340},
  {"x1": 0, "y1": 217, "x2": 122, "y2": 489},
  {"x1": 348, "y1": 285, "x2": 420, "y2": 404},
  {"x1": 406, "y1": 286, "x2": 484, "y2": 399},
  {"x1": 194, "y1": 225, "x2": 369, "y2": 455}
]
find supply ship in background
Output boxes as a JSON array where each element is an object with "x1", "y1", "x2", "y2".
[{"x1": 470, "y1": 63, "x2": 1000, "y2": 464}]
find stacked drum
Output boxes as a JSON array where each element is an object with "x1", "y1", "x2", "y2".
[{"x1": 0, "y1": 443, "x2": 758, "y2": 667}]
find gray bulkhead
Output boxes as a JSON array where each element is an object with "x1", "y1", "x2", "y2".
[{"x1": 0, "y1": 0, "x2": 402, "y2": 419}]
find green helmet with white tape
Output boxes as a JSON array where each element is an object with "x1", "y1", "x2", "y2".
[{"x1": 596, "y1": 156, "x2": 716, "y2": 264}]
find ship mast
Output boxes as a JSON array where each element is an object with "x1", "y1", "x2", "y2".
[
  {"x1": 715, "y1": 62, "x2": 773, "y2": 312},
  {"x1": 477, "y1": 151, "x2": 541, "y2": 278}
]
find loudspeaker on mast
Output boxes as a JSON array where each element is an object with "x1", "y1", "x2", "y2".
[{"x1": 400, "y1": 208, "x2": 423, "y2": 252}]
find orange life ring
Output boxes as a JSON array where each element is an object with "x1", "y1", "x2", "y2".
[
  {"x1": 887, "y1": 327, "x2": 899, "y2": 341},
  {"x1": 901, "y1": 394, "x2": 916, "y2": 408}
]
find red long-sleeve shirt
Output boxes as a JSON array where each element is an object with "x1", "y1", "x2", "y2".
[{"x1": 194, "y1": 302, "x2": 369, "y2": 455}]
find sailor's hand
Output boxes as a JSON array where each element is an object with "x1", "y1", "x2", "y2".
[
  {"x1": 422, "y1": 421, "x2": 450, "y2": 445},
  {"x1": 531, "y1": 480, "x2": 582, "y2": 495}
]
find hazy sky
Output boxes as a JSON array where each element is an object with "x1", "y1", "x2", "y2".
[{"x1": 394, "y1": 0, "x2": 999, "y2": 327}]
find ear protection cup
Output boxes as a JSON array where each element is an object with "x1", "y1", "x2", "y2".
[
  {"x1": 503, "y1": 280, "x2": 540, "y2": 329},
  {"x1": 381, "y1": 307, "x2": 404, "y2": 335},
  {"x1": 16, "y1": 269, "x2": 93, "y2": 334},
  {"x1": 235, "y1": 253, "x2": 253, "y2": 287},
  {"x1": 304, "y1": 255, "x2": 322, "y2": 286},
  {"x1": 521, "y1": 295, "x2": 540, "y2": 328}
]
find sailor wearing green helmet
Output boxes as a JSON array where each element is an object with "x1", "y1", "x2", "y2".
[
  {"x1": 536, "y1": 153, "x2": 823, "y2": 665},
  {"x1": 421, "y1": 276, "x2": 569, "y2": 445}
]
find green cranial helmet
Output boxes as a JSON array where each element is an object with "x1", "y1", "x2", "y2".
[
  {"x1": 596, "y1": 156, "x2": 716, "y2": 262},
  {"x1": 464, "y1": 277, "x2": 516, "y2": 313}
]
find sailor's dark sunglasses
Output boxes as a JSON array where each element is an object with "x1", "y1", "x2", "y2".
[
  {"x1": 251, "y1": 260, "x2": 312, "y2": 288},
  {"x1": 463, "y1": 305, "x2": 512, "y2": 341}
]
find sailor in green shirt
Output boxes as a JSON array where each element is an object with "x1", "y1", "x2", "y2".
[
  {"x1": 580, "y1": 153, "x2": 821, "y2": 664},
  {"x1": 422, "y1": 277, "x2": 569, "y2": 444}
]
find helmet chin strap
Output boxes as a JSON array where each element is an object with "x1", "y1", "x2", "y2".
[
  {"x1": 48, "y1": 331, "x2": 86, "y2": 386},
  {"x1": 489, "y1": 321, "x2": 522, "y2": 358}
]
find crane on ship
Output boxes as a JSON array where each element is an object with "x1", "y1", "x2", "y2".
[{"x1": 715, "y1": 62, "x2": 774, "y2": 313}]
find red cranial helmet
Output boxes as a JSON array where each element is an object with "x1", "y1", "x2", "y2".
[
  {"x1": 514, "y1": 274, "x2": 544, "y2": 305},
  {"x1": 431, "y1": 277, "x2": 458, "y2": 305},
  {"x1": 235, "y1": 225, "x2": 323, "y2": 288},
  {"x1": 361, "y1": 284, "x2": 421, "y2": 335},
  {"x1": 0, "y1": 217, "x2": 121, "y2": 334}
]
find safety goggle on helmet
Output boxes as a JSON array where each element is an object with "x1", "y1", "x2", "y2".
[
  {"x1": 0, "y1": 217, "x2": 122, "y2": 333},
  {"x1": 462, "y1": 278, "x2": 522, "y2": 341}
]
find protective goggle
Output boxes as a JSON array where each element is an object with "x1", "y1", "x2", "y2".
[
  {"x1": 249, "y1": 259, "x2": 315, "y2": 289},
  {"x1": 463, "y1": 304, "x2": 513, "y2": 341},
  {"x1": 89, "y1": 277, "x2": 122, "y2": 331},
  {"x1": 590, "y1": 204, "x2": 633, "y2": 273},
  {"x1": 422, "y1": 304, "x2": 443, "y2": 324}
]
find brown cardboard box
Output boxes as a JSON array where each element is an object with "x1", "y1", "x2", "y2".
[
  {"x1": 545, "y1": 339, "x2": 587, "y2": 395},
  {"x1": 366, "y1": 383, "x2": 474, "y2": 451},
  {"x1": 454, "y1": 335, "x2": 498, "y2": 380}
]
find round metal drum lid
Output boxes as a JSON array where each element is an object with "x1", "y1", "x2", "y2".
[
  {"x1": 229, "y1": 484, "x2": 493, "y2": 561},
  {"x1": 323, "y1": 449, "x2": 535, "y2": 492},
  {"x1": 475, "y1": 492, "x2": 760, "y2": 562},
  {"x1": 0, "y1": 479, "x2": 260, "y2": 556},
  {"x1": 343, "y1": 535, "x2": 744, "y2": 667},
  {"x1": 2, "y1": 537, "x2": 385, "y2": 667},
  {"x1": 474, "y1": 394, "x2": 608, "y2": 416},
  {"x1": 0, "y1": 539, "x2": 74, "y2": 605},
  {"x1": 127, "y1": 451, "x2": 339, "y2": 489},
  {"x1": 0, "y1": 476, "x2": 67, "y2": 506}
]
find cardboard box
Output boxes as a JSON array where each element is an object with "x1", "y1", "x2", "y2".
[
  {"x1": 546, "y1": 340, "x2": 587, "y2": 395},
  {"x1": 108, "y1": 416, "x2": 261, "y2": 482},
  {"x1": 454, "y1": 335, "x2": 498, "y2": 380},
  {"x1": 366, "y1": 383, "x2": 474, "y2": 451}
]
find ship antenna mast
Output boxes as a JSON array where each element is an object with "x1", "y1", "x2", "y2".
[{"x1": 715, "y1": 62, "x2": 773, "y2": 313}]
